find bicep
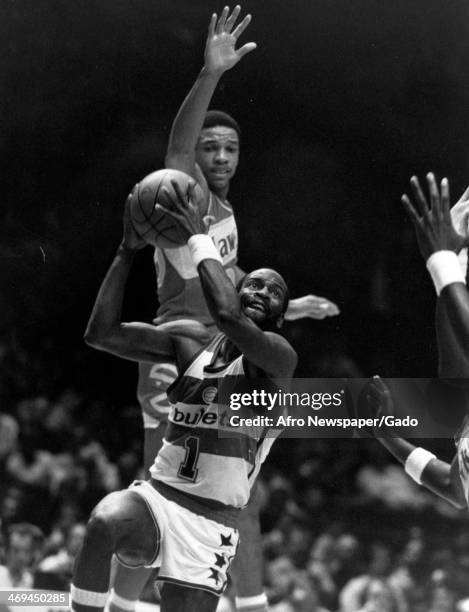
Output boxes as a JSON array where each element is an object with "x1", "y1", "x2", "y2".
[{"x1": 96, "y1": 322, "x2": 176, "y2": 363}]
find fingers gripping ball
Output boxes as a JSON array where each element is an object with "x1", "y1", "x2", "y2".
[{"x1": 129, "y1": 169, "x2": 205, "y2": 248}]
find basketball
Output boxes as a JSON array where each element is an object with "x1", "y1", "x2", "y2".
[{"x1": 129, "y1": 169, "x2": 205, "y2": 248}]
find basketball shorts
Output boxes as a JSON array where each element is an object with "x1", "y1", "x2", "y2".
[
  {"x1": 129, "y1": 480, "x2": 239, "y2": 596},
  {"x1": 137, "y1": 362, "x2": 178, "y2": 428}
]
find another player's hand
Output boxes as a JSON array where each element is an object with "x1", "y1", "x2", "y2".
[
  {"x1": 402, "y1": 173, "x2": 466, "y2": 260},
  {"x1": 158, "y1": 179, "x2": 208, "y2": 239},
  {"x1": 122, "y1": 193, "x2": 147, "y2": 251},
  {"x1": 366, "y1": 375, "x2": 393, "y2": 438},
  {"x1": 204, "y1": 6, "x2": 257, "y2": 75},
  {"x1": 450, "y1": 185, "x2": 469, "y2": 242},
  {"x1": 284, "y1": 295, "x2": 340, "y2": 321}
]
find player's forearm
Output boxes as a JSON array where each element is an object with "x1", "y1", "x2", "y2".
[
  {"x1": 379, "y1": 437, "x2": 463, "y2": 508},
  {"x1": 84, "y1": 244, "x2": 135, "y2": 349},
  {"x1": 436, "y1": 299, "x2": 469, "y2": 378},
  {"x1": 165, "y1": 68, "x2": 222, "y2": 166},
  {"x1": 197, "y1": 258, "x2": 242, "y2": 327},
  {"x1": 438, "y1": 284, "x2": 469, "y2": 375},
  {"x1": 233, "y1": 264, "x2": 246, "y2": 286}
]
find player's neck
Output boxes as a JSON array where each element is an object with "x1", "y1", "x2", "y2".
[{"x1": 211, "y1": 184, "x2": 230, "y2": 201}]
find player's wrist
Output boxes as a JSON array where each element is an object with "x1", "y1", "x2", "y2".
[
  {"x1": 201, "y1": 64, "x2": 224, "y2": 79},
  {"x1": 404, "y1": 447, "x2": 436, "y2": 484},
  {"x1": 188, "y1": 234, "x2": 222, "y2": 267},
  {"x1": 426, "y1": 250, "x2": 466, "y2": 295},
  {"x1": 118, "y1": 241, "x2": 139, "y2": 255}
]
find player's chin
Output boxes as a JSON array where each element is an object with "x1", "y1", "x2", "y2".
[
  {"x1": 208, "y1": 172, "x2": 232, "y2": 188},
  {"x1": 243, "y1": 305, "x2": 267, "y2": 323}
]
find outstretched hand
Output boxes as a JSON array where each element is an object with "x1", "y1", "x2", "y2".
[
  {"x1": 450, "y1": 185, "x2": 469, "y2": 242},
  {"x1": 122, "y1": 192, "x2": 147, "y2": 251},
  {"x1": 285, "y1": 295, "x2": 340, "y2": 321},
  {"x1": 402, "y1": 173, "x2": 466, "y2": 260},
  {"x1": 158, "y1": 179, "x2": 208, "y2": 241},
  {"x1": 204, "y1": 6, "x2": 257, "y2": 75}
]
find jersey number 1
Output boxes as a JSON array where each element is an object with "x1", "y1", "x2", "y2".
[{"x1": 178, "y1": 436, "x2": 200, "y2": 482}]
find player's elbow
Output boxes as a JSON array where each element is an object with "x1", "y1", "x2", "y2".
[
  {"x1": 84, "y1": 327, "x2": 102, "y2": 349},
  {"x1": 84, "y1": 324, "x2": 113, "y2": 351}
]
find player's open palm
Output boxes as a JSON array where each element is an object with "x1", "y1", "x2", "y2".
[
  {"x1": 204, "y1": 6, "x2": 257, "y2": 74},
  {"x1": 402, "y1": 173, "x2": 466, "y2": 260}
]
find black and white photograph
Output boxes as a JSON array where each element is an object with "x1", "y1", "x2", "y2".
[{"x1": 2, "y1": 1, "x2": 469, "y2": 611}]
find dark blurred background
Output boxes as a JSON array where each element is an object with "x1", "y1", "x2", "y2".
[
  {"x1": 3, "y1": 0, "x2": 469, "y2": 400},
  {"x1": 1, "y1": 2, "x2": 469, "y2": 608}
]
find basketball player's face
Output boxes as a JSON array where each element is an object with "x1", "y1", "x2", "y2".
[
  {"x1": 239, "y1": 269, "x2": 288, "y2": 328},
  {"x1": 196, "y1": 127, "x2": 239, "y2": 194}
]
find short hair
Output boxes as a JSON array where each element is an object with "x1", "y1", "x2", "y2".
[{"x1": 203, "y1": 110, "x2": 241, "y2": 138}]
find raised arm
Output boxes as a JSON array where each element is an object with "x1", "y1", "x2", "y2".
[
  {"x1": 84, "y1": 195, "x2": 200, "y2": 367},
  {"x1": 157, "y1": 180, "x2": 297, "y2": 378},
  {"x1": 402, "y1": 173, "x2": 469, "y2": 376},
  {"x1": 367, "y1": 376, "x2": 465, "y2": 509},
  {"x1": 165, "y1": 6, "x2": 256, "y2": 187}
]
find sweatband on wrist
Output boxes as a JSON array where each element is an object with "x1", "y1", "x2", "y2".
[
  {"x1": 458, "y1": 247, "x2": 468, "y2": 278},
  {"x1": 426, "y1": 250, "x2": 466, "y2": 295},
  {"x1": 235, "y1": 593, "x2": 269, "y2": 612},
  {"x1": 188, "y1": 234, "x2": 222, "y2": 268},
  {"x1": 404, "y1": 447, "x2": 436, "y2": 484}
]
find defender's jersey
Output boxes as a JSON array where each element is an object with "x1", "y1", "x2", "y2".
[
  {"x1": 149, "y1": 334, "x2": 282, "y2": 509},
  {"x1": 455, "y1": 416, "x2": 469, "y2": 506},
  {"x1": 154, "y1": 192, "x2": 238, "y2": 326}
]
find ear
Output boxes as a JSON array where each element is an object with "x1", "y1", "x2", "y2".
[{"x1": 275, "y1": 314, "x2": 285, "y2": 329}]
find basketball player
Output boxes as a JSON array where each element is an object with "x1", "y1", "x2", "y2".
[
  {"x1": 123, "y1": 7, "x2": 338, "y2": 612},
  {"x1": 71, "y1": 182, "x2": 297, "y2": 612},
  {"x1": 366, "y1": 173, "x2": 469, "y2": 511}
]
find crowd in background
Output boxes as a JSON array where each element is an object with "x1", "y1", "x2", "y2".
[{"x1": 1, "y1": 333, "x2": 469, "y2": 612}]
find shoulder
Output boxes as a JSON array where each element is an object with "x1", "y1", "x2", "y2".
[
  {"x1": 249, "y1": 331, "x2": 297, "y2": 377},
  {"x1": 266, "y1": 331, "x2": 297, "y2": 361}
]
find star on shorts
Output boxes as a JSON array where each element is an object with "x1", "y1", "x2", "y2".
[
  {"x1": 214, "y1": 553, "x2": 226, "y2": 568},
  {"x1": 209, "y1": 568, "x2": 220, "y2": 584},
  {"x1": 220, "y1": 533, "x2": 232, "y2": 547}
]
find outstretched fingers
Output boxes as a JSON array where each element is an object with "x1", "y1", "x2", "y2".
[
  {"x1": 410, "y1": 175, "x2": 430, "y2": 220},
  {"x1": 401, "y1": 194, "x2": 421, "y2": 227},
  {"x1": 440, "y1": 177, "x2": 451, "y2": 223},
  {"x1": 208, "y1": 13, "x2": 217, "y2": 38},
  {"x1": 216, "y1": 6, "x2": 230, "y2": 35},
  {"x1": 225, "y1": 5, "x2": 241, "y2": 32},
  {"x1": 232, "y1": 13, "x2": 252, "y2": 39},
  {"x1": 237, "y1": 42, "x2": 257, "y2": 58},
  {"x1": 426, "y1": 172, "x2": 440, "y2": 216}
]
